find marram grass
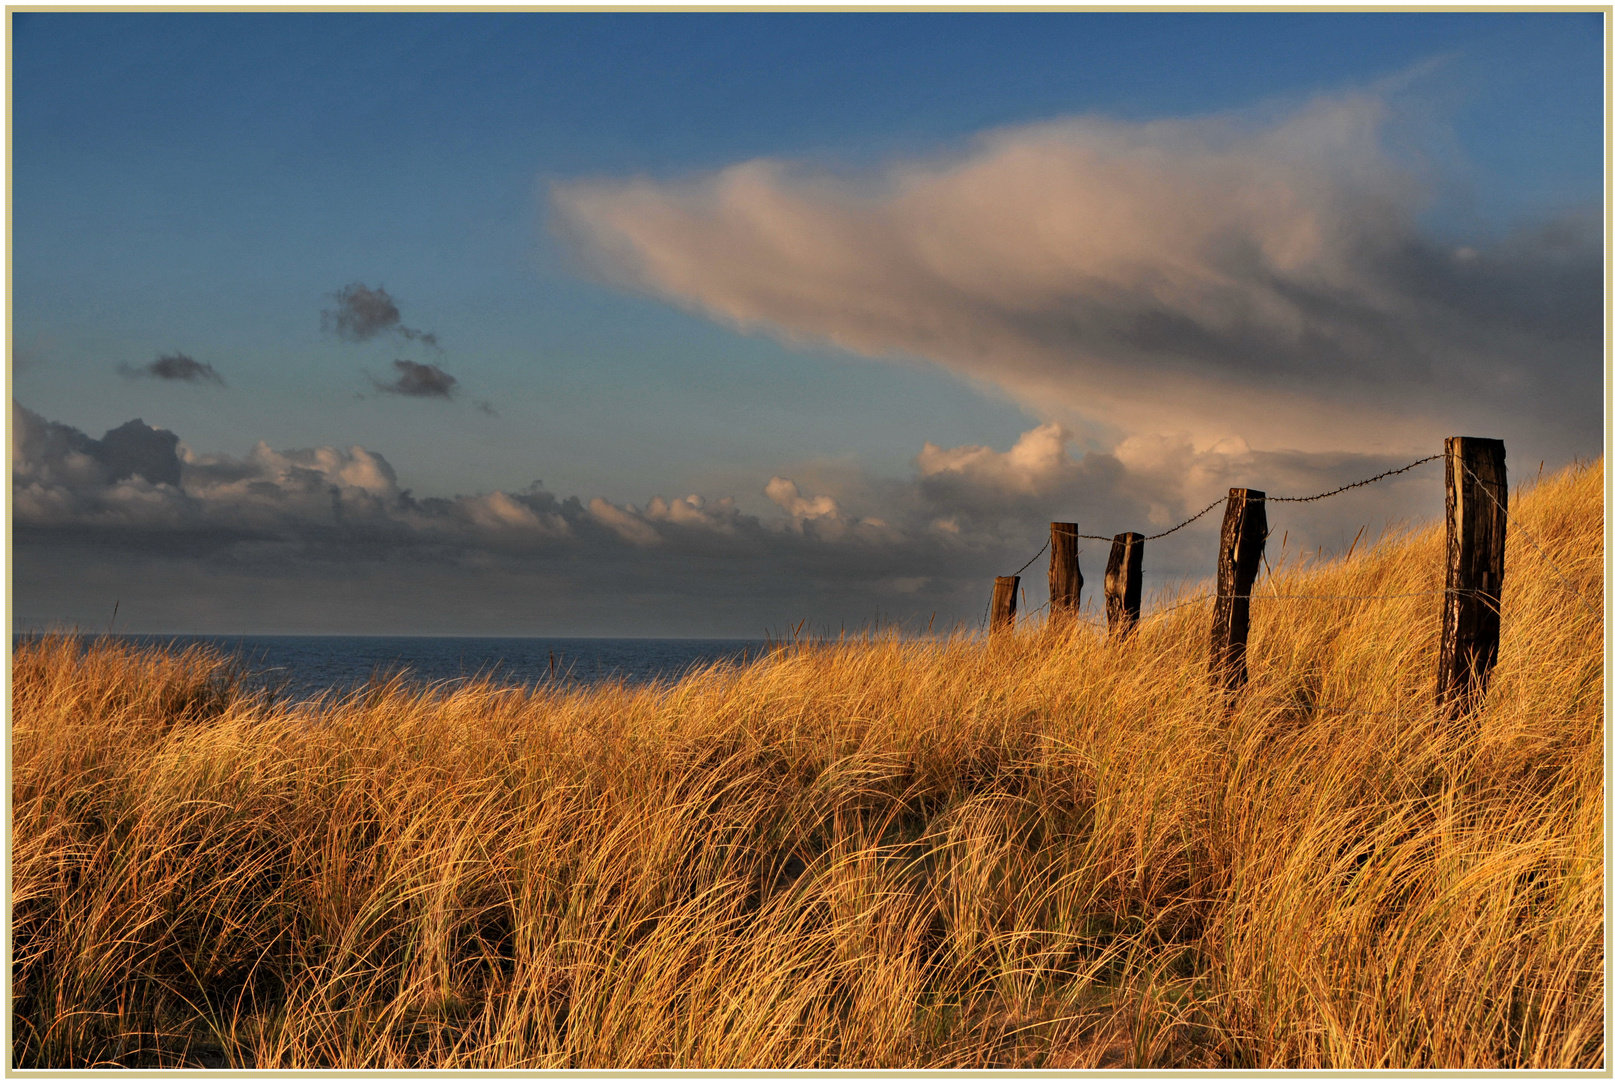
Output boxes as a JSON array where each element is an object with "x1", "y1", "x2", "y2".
[{"x1": 11, "y1": 460, "x2": 1603, "y2": 1068}]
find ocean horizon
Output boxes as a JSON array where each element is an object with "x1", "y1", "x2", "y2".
[{"x1": 12, "y1": 634, "x2": 773, "y2": 702}]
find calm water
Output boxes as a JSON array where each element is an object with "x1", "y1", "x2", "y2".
[{"x1": 20, "y1": 635, "x2": 769, "y2": 703}]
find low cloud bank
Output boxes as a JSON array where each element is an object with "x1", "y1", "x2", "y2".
[
  {"x1": 555, "y1": 90, "x2": 1599, "y2": 457},
  {"x1": 15, "y1": 404, "x2": 1456, "y2": 635}
]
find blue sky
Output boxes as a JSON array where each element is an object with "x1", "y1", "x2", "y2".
[{"x1": 10, "y1": 11, "x2": 1606, "y2": 635}]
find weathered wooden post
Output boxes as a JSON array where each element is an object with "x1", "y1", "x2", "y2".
[
  {"x1": 1049, "y1": 523, "x2": 1083, "y2": 624},
  {"x1": 1209, "y1": 489, "x2": 1266, "y2": 693},
  {"x1": 990, "y1": 575, "x2": 1020, "y2": 637},
  {"x1": 1105, "y1": 532, "x2": 1145, "y2": 637},
  {"x1": 1437, "y1": 437, "x2": 1506, "y2": 718}
]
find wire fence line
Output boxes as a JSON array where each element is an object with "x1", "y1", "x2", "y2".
[
  {"x1": 997, "y1": 593, "x2": 1203, "y2": 632},
  {"x1": 1071, "y1": 495, "x2": 1232, "y2": 543},
  {"x1": 1131, "y1": 593, "x2": 1215, "y2": 625},
  {"x1": 1013, "y1": 583, "x2": 1515, "y2": 636},
  {"x1": 1011, "y1": 539, "x2": 1050, "y2": 578},
  {"x1": 1265, "y1": 454, "x2": 1443, "y2": 503},
  {"x1": 1143, "y1": 495, "x2": 1229, "y2": 540},
  {"x1": 974, "y1": 442, "x2": 1589, "y2": 728},
  {"x1": 991, "y1": 449, "x2": 1591, "y2": 635},
  {"x1": 1000, "y1": 451, "x2": 1444, "y2": 581}
]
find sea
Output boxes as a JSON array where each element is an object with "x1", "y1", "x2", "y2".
[{"x1": 17, "y1": 635, "x2": 771, "y2": 703}]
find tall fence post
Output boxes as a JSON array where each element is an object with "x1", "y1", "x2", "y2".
[
  {"x1": 1209, "y1": 488, "x2": 1266, "y2": 694},
  {"x1": 1438, "y1": 436, "x2": 1506, "y2": 718},
  {"x1": 1105, "y1": 532, "x2": 1144, "y2": 637},
  {"x1": 1049, "y1": 523, "x2": 1082, "y2": 624},
  {"x1": 990, "y1": 575, "x2": 1020, "y2": 637}
]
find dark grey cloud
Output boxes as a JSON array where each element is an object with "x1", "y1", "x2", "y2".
[
  {"x1": 374, "y1": 359, "x2": 458, "y2": 399},
  {"x1": 14, "y1": 407, "x2": 182, "y2": 489},
  {"x1": 97, "y1": 419, "x2": 184, "y2": 486},
  {"x1": 14, "y1": 404, "x2": 1471, "y2": 636},
  {"x1": 323, "y1": 283, "x2": 439, "y2": 348},
  {"x1": 119, "y1": 352, "x2": 226, "y2": 385}
]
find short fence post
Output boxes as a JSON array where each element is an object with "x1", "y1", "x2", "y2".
[
  {"x1": 1209, "y1": 488, "x2": 1266, "y2": 694},
  {"x1": 1049, "y1": 523, "x2": 1083, "y2": 624},
  {"x1": 990, "y1": 575, "x2": 1020, "y2": 637},
  {"x1": 1105, "y1": 532, "x2": 1144, "y2": 637},
  {"x1": 1437, "y1": 436, "x2": 1506, "y2": 718}
]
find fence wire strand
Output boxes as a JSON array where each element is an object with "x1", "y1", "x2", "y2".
[
  {"x1": 983, "y1": 446, "x2": 1596, "y2": 692},
  {"x1": 1003, "y1": 583, "x2": 1504, "y2": 637},
  {"x1": 1010, "y1": 538, "x2": 1050, "y2": 578},
  {"x1": 994, "y1": 451, "x2": 1590, "y2": 627},
  {"x1": 1265, "y1": 454, "x2": 1442, "y2": 502},
  {"x1": 1145, "y1": 495, "x2": 1229, "y2": 540},
  {"x1": 1136, "y1": 593, "x2": 1216, "y2": 623},
  {"x1": 1000, "y1": 451, "x2": 1445, "y2": 578}
]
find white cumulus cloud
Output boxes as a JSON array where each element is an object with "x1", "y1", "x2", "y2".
[
  {"x1": 764, "y1": 476, "x2": 842, "y2": 520},
  {"x1": 916, "y1": 422, "x2": 1082, "y2": 495}
]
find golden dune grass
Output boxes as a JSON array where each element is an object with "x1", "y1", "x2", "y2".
[{"x1": 11, "y1": 460, "x2": 1603, "y2": 1068}]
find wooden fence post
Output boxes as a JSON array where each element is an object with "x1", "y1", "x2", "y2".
[
  {"x1": 1049, "y1": 523, "x2": 1083, "y2": 624},
  {"x1": 1105, "y1": 532, "x2": 1144, "y2": 637},
  {"x1": 990, "y1": 575, "x2": 1020, "y2": 637},
  {"x1": 1437, "y1": 437, "x2": 1506, "y2": 718},
  {"x1": 1209, "y1": 489, "x2": 1266, "y2": 693}
]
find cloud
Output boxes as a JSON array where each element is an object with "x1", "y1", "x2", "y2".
[
  {"x1": 554, "y1": 89, "x2": 1600, "y2": 457},
  {"x1": 119, "y1": 352, "x2": 226, "y2": 385},
  {"x1": 10, "y1": 404, "x2": 1464, "y2": 635},
  {"x1": 587, "y1": 497, "x2": 664, "y2": 546},
  {"x1": 644, "y1": 493, "x2": 742, "y2": 533},
  {"x1": 902, "y1": 421, "x2": 1453, "y2": 563},
  {"x1": 323, "y1": 282, "x2": 440, "y2": 348},
  {"x1": 916, "y1": 422, "x2": 1086, "y2": 496},
  {"x1": 764, "y1": 476, "x2": 841, "y2": 520},
  {"x1": 460, "y1": 490, "x2": 571, "y2": 537},
  {"x1": 13, "y1": 406, "x2": 183, "y2": 490},
  {"x1": 373, "y1": 359, "x2": 459, "y2": 399}
]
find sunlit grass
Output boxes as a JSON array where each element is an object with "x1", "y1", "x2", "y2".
[{"x1": 11, "y1": 460, "x2": 1602, "y2": 1067}]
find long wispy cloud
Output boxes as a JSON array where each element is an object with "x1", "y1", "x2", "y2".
[{"x1": 554, "y1": 90, "x2": 1600, "y2": 457}]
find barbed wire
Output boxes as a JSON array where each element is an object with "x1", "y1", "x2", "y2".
[
  {"x1": 994, "y1": 451, "x2": 1594, "y2": 629},
  {"x1": 1265, "y1": 454, "x2": 1442, "y2": 502},
  {"x1": 1135, "y1": 593, "x2": 1216, "y2": 623},
  {"x1": 999, "y1": 582, "x2": 1514, "y2": 640},
  {"x1": 1010, "y1": 538, "x2": 1050, "y2": 578},
  {"x1": 1001, "y1": 452, "x2": 1444, "y2": 579},
  {"x1": 1145, "y1": 495, "x2": 1230, "y2": 540},
  {"x1": 1070, "y1": 496, "x2": 1233, "y2": 543}
]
